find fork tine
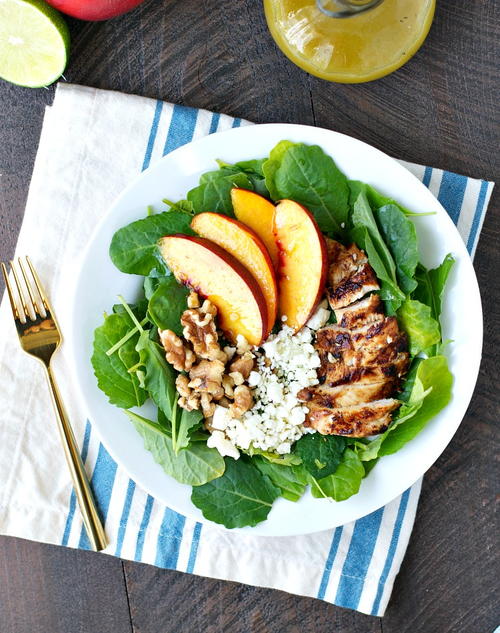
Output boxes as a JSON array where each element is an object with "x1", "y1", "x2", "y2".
[
  {"x1": 8, "y1": 260, "x2": 30, "y2": 322},
  {"x1": 1, "y1": 262, "x2": 22, "y2": 321},
  {"x1": 25, "y1": 256, "x2": 50, "y2": 314},
  {"x1": 19, "y1": 257, "x2": 47, "y2": 318},
  {"x1": 11, "y1": 259, "x2": 37, "y2": 322},
  {"x1": 19, "y1": 258, "x2": 41, "y2": 317}
]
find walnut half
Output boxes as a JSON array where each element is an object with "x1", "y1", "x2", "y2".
[
  {"x1": 229, "y1": 385, "x2": 254, "y2": 418},
  {"x1": 159, "y1": 329, "x2": 196, "y2": 372},
  {"x1": 181, "y1": 305, "x2": 227, "y2": 363}
]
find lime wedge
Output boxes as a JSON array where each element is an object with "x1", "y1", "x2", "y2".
[{"x1": 0, "y1": 0, "x2": 70, "y2": 88}]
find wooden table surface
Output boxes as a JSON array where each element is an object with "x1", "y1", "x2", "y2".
[{"x1": 0, "y1": 1, "x2": 498, "y2": 631}]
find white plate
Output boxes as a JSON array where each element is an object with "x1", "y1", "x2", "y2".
[{"x1": 68, "y1": 124, "x2": 482, "y2": 537}]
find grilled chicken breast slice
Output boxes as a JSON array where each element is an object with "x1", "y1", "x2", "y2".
[
  {"x1": 317, "y1": 351, "x2": 409, "y2": 388},
  {"x1": 334, "y1": 293, "x2": 384, "y2": 329},
  {"x1": 326, "y1": 240, "x2": 380, "y2": 310},
  {"x1": 316, "y1": 317, "x2": 408, "y2": 367},
  {"x1": 306, "y1": 398, "x2": 400, "y2": 436},
  {"x1": 305, "y1": 238, "x2": 409, "y2": 437},
  {"x1": 298, "y1": 380, "x2": 397, "y2": 409},
  {"x1": 327, "y1": 264, "x2": 380, "y2": 310}
]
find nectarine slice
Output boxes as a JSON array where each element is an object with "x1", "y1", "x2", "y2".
[
  {"x1": 158, "y1": 235, "x2": 268, "y2": 346},
  {"x1": 191, "y1": 212, "x2": 278, "y2": 336},
  {"x1": 231, "y1": 188, "x2": 279, "y2": 270},
  {"x1": 273, "y1": 200, "x2": 328, "y2": 331}
]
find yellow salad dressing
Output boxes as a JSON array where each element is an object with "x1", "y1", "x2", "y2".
[{"x1": 264, "y1": 0, "x2": 435, "y2": 83}]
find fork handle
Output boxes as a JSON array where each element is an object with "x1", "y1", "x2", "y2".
[{"x1": 46, "y1": 366, "x2": 108, "y2": 551}]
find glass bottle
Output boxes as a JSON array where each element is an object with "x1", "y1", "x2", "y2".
[{"x1": 264, "y1": 0, "x2": 436, "y2": 83}]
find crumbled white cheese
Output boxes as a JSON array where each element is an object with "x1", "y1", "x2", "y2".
[
  {"x1": 306, "y1": 301, "x2": 331, "y2": 330},
  {"x1": 224, "y1": 325, "x2": 320, "y2": 455},
  {"x1": 211, "y1": 405, "x2": 231, "y2": 431},
  {"x1": 207, "y1": 429, "x2": 240, "y2": 459}
]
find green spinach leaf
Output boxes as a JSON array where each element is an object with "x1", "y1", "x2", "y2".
[
  {"x1": 262, "y1": 140, "x2": 297, "y2": 200},
  {"x1": 272, "y1": 144, "x2": 350, "y2": 234},
  {"x1": 413, "y1": 254, "x2": 455, "y2": 324},
  {"x1": 350, "y1": 224, "x2": 405, "y2": 313},
  {"x1": 310, "y1": 448, "x2": 364, "y2": 502},
  {"x1": 243, "y1": 445, "x2": 302, "y2": 466},
  {"x1": 378, "y1": 355, "x2": 453, "y2": 455},
  {"x1": 136, "y1": 330, "x2": 177, "y2": 420},
  {"x1": 125, "y1": 411, "x2": 225, "y2": 486},
  {"x1": 295, "y1": 433, "x2": 347, "y2": 479},
  {"x1": 109, "y1": 211, "x2": 194, "y2": 276},
  {"x1": 397, "y1": 299, "x2": 441, "y2": 356},
  {"x1": 162, "y1": 198, "x2": 195, "y2": 215},
  {"x1": 375, "y1": 204, "x2": 419, "y2": 294},
  {"x1": 254, "y1": 459, "x2": 308, "y2": 502},
  {"x1": 216, "y1": 159, "x2": 269, "y2": 197},
  {"x1": 92, "y1": 311, "x2": 147, "y2": 409},
  {"x1": 187, "y1": 172, "x2": 252, "y2": 215},
  {"x1": 348, "y1": 181, "x2": 416, "y2": 216},
  {"x1": 191, "y1": 458, "x2": 280, "y2": 528},
  {"x1": 147, "y1": 276, "x2": 189, "y2": 336}
]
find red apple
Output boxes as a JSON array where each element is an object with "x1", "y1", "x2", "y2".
[
  {"x1": 45, "y1": 0, "x2": 145, "y2": 21},
  {"x1": 273, "y1": 199, "x2": 328, "y2": 332},
  {"x1": 158, "y1": 235, "x2": 268, "y2": 346}
]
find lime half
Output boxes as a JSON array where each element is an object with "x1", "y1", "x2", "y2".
[{"x1": 0, "y1": 0, "x2": 70, "y2": 88}]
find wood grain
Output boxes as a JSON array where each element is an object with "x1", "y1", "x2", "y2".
[
  {"x1": 0, "y1": 0, "x2": 498, "y2": 631},
  {"x1": 0, "y1": 536, "x2": 132, "y2": 633}
]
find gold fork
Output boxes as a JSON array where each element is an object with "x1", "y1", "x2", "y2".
[{"x1": 1, "y1": 257, "x2": 107, "y2": 551}]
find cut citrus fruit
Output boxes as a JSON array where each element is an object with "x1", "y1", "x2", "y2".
[
  {"x1": 264, "y1": 0, "x2": 435, "y2": 83},
  {"x1": 0, "y1": 0, "x2": 70, "y2": 88}
]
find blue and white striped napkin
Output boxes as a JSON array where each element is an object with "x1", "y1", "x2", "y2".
[{"x1": 0, "y1": 83, "x2": 493, "y2": 616}]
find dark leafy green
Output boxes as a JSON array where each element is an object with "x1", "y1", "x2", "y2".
[
  {"x1": 397, "y1": 299, "x2": 441, "y2": 356},
  {"x1": 375, "y1": 204, "x2": 419, "y2": 294},
  {"x1": 310, "y1": 449, "x2": 364, "y2": 501},
  {"x1": 379, "y1": 355, "x2": 453, "y2": 455},
  {"x1": 216, "y1": 159, "x2": 269, "y2": 197},
  {"x1": 147, "y1": 276, "x2": 189, "y2": 336},
  {"x1": 254, "y1": 459, "x2": 308, "y2": 502},
  {"x1": 126, "y1": 411, "x2": 225, "y2": 486},
  {"x1": 91, "y1": 311, "x2": 147, "y2": 409},
  {"x1": 295, "y1": 433, "x2": 347, "y2": 479},
  {"x1": 348, "y1": 181, "x2": 415, "y2": 216},
  {"x1": 262, "y1": 140, "x2": 297, "y2": 200},
  {"x1": 109, "y1": 211, "x2": 194, "y2": 276},
  {"x1": 162, "y1": 198, "x2": 195, "y2": 215},
  {"x1": 187, "y1": 171, "x2": 252, "y2": 215},
  {"x1": 271, "y1": 143, "x2": 350, "y2": 234},
  {"x1": 191, "y1": 458, "x2": 281, "y2": 528},
  {"x1": 413, "y1": 254, "x2": 455, "y2": 325},
  {"x1": 135, "y1": 330, "x2": 177, "y2": 420}
]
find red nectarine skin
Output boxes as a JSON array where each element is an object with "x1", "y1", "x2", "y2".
[
  {"x1": 191, "y1": 212, "x2": 278, "y2": 337},
  {"x1": 231, "y1": 188, "x2": 280, "y2": 270},
  {"x1": 158, "y1": 235, "x2": 268, "y2": 346},
  {"x1": 273, "y1": 200, "x2": 328, "y2": 331},
  {"x1": 45, "y1": 0, "x2": 145, "y2": 20}
]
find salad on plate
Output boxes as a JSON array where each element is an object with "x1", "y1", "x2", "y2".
[{"x1": 91, "y1": 140, "x2": 454, "y2": 529}]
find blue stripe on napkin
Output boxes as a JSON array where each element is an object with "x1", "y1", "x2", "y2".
[
  {"x1": 61, "y1": 420, "x2": 92, "y2": 546},
  {"x1": 61, "y1": 101, "x2": 493, "y2": 617},
  {"x1": 334, "y1": 507, "x2": 384, "y2": 610}
]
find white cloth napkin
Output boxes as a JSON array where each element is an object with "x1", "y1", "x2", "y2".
[{"x1": 0, "y1": 83, "x2": 493, "y2": 616}]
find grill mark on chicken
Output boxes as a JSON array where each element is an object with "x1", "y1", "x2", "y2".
[
  {"x1": 335, "y1": 293, "x2": 384, "y2": 329},
  {"x1": 327, "y1": 264, "x2": 380, "y2": 310},
  {"x1": 316, "y1": 352, "x2": 409, "y2": 387},
  {"x1": 306, "y1": 399, "x2": 400, "y2": 436},
  {"x1": 301, "y1": 238, "x2": 410, "y2": 437},
  {"x1": 298, "y1": 380, "x2": 396, "y2": 408}
]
